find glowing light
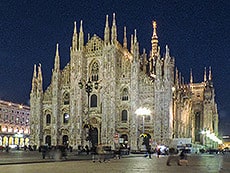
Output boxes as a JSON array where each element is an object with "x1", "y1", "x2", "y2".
[
  {"x1": 24, "y1": 128, "x2": 29, "y2": 134},
  {"x1": 201, "y1": 129, "x2": 223, "y2": 144},
  {"x1": 2, "y1": 127, "x2": 7, "y2": 132},
  {"x1": 135, "y1": 107, "x2": 151, "y2": 115}
]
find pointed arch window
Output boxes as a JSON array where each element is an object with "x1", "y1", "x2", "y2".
[
  {"x1": 121, "y1": 88, "x2": 129, "y2": 101},
  {"x1": 46, "y1": 114, "x2": 51, "y2": 124},
  {"x1": 63, "y1": 92, "x2": 70, "y2": 105},
  {"x1": 91, "y1": 61, "x2": 99, "y2": 81},
  {"x1": 90, "y1": 94, "x2": 97, "y2": 107},
  {"x1": 121, "y1": 110, "x2": 128, "y2": 122}
]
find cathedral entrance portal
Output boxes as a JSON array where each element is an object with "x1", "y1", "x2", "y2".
[{"x1": 89, "y1": 127, "x2": 98, "y2": 147}]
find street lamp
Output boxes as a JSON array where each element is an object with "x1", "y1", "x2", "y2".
[
  {"x1": 135, "y1": 107, "x2": 151, "y2": 135},
  {"x1": 135, "y1": 107, "x2": 151, "y2": 150},
  {"x1": 78, "y1": 79, "x2": 99, "y2": 142}
]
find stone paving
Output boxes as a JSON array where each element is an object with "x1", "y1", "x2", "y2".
[{"x1": 0, "y1": 150, "x2": 229, "y2": 173}]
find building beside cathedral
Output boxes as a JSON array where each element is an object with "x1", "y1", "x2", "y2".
[
  {"x1": 30, "y1": 14, "x2": 220, "y2": 150},
  {"x1": 0, "y1": 100, "x2": 30, "y2": 148}
]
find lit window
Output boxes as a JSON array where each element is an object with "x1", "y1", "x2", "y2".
[{"x1": 63, "y1": 113, "x2": 69, "y2": 124}]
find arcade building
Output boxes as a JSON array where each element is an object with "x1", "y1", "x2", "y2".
[{"x1": 0, "y1": 100, "x2": 30, "y2": 148}]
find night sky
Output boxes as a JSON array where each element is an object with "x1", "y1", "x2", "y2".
[{"x1": 0, "y1": 0, "x2": 229, "y2": 135}]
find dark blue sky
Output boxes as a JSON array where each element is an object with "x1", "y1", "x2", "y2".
[{"x1": 0, "y1": 0, "x2": 229, "y2": 135}]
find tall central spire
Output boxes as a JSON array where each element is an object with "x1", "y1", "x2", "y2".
[{"x1": 151, "y1": 21, "x2": 158, "y2": 57}]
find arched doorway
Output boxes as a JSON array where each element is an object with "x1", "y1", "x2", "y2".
[
  {"x1": 62, "y1": 135, "x2": 69, "y2": 145},
  {"x1": 45, "y1": 135, "x2": 51, "y2": 146},
  {"x1": 89, "y1": 127, "x2": 98, "y2": 147}
]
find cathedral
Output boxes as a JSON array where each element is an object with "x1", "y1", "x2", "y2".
[{"x1": 30, "y1": 13, "x2": 219, "y2": 150}]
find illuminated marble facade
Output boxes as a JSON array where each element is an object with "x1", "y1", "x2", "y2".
[{"x1": 30, "y1": 14, "x2": 219, "y2": 150}]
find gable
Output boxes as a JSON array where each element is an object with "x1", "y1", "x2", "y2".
[{"x1": 85, "y1": 34, "x2": 104, "y2": 57}]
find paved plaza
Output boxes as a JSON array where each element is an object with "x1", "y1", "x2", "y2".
[{"x1": 0, "y1": 150, "x2": 229, "y2": 173}]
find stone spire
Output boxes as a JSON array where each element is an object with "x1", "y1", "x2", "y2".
[
  {"x1": 190, "y1": 69, "x2": 193, "y2": 83},
  {"x1": 111, "y1": 13, "x2": 117, "y2": 44},
  {"x1": 37, "y1": 63, "x2": 43, "y2": 92},
  {"x1": 88, "y1": 33, "x2": 90, "y2": 41},
  {"x1": 165, "y1": 45, "x2": 170, "y2": 58},
  {"x1": 72, "y1": 21, "x2": 78, "y2": 51},
  {"x1": 179, "y1": 72, "x2": 182, "y2": 86},
  {"x1": 79, "y1": 20, "x2": 84, "y2": 50},
  {"x1": 104, "y1": 15, "x2": 110, "y2": 45},
  {"x1": 130, "y1": 34, "x2": 134, "y2": 54},
  {"x1": 151, "y1": 21, "x2": 158, "y2": 58},
  {"x1": 54, "y1": 43, "x2": 60, "y2": 71},
  {"x1": 133, "y1": 29, "x2": 139, "y2": 61},
  {"x1": 143, "y1": 49, "x2": 147, "y2": 73},
  {"x1": 175, "y1": 67, "x2": 179, "y2": 87},
  {"x1": 123, "y1": 26, "x2": 127, "y2": 48},
  {"x1": 204, "y1": 67, "x2": 207, "y2": 82},
  {"x1": 156, "y1": 57, "x2": 162, "y2": 79},
  {"x1": 209, "y1": 66, "x2": 212, "y2": 80},
  {"x1": 31, "y1": 64, "x2": 37, "y2": 92},
  {"x1": 134, "y1": 29, "x2": 137, "y2": 43}
]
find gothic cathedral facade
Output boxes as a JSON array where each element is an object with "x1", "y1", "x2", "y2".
[{"x1": 30, "y1": 14, "x2": 219, "y2": 150}]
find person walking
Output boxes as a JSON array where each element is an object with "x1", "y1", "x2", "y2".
[
  {"x1": 91, "y1": 145, "x2": 97, "y2": 162},
  {"x1": 156, "y1": 147, "x2": 161, "y2": 158},
  {"x1": 85, "y1": 145, "x2": 89, "y2": 155},
  {"x1": 178, "y1": 149, "x2": 188, "y2": 166},
  {"x1": 146, "y1": 145, "x2": 152, "y2": 159},
  {"x1": 166, "y1": 148, "x2": 176, "y2": 166}
]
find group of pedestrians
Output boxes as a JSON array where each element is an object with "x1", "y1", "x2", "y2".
[
  {"x1": 143, "y1": 145, "x2": 188, "y2": 166},
  {"x1": 92, "y1": 143, "x2": 122, "y2": 163},
  {"x1": 166, "y1": 148, "x2": 188, "y2": 166}
]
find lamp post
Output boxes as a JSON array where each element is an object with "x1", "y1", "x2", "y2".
[
  {"x1": 135, "y1": 107, "x2": 151, "y2": 135},
  {"x1": 78, "y1": 79, "x2": 99, "y2": 143},
  {"x1": 135, "y1": 107, "x2": 151, "y2": 150}
]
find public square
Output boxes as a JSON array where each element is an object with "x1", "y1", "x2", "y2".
[{"x1": 0, "y1": 150, "x2": 229, "y2": 173}]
